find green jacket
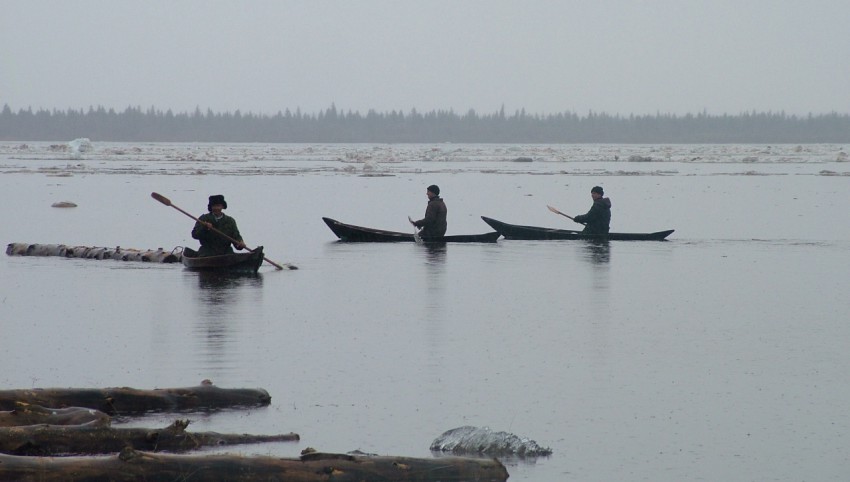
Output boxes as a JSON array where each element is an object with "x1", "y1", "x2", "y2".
[
  {"x1": 191, "y1": 213, "x2": 243, "y2": 256},
  {"x1": 413, "y1": 197, "x2": 448, "y2": 237}
]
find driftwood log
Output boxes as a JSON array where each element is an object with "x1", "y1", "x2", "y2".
[
  {"x1": 0, "y1": 381, "x2": 271, "y2": 414},
  {"x1": 0, "y1": 404, "x2": 110, "y2": 427},
  {"x1": 0, "y1": 419, "x2": 299, "y2": 456},
  {"x1": 0, "y1": 448, "x2": 509, "y2": 482}
]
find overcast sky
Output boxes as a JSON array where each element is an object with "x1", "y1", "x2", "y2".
[{"x1": 2, "y1": 0, "x2": 848, "y2": 117}]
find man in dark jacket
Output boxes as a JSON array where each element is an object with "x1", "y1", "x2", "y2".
[
  {"x1": 412, "y1": 184, "x2": 447, "y2": 237},
  {"x1": 191, "y1": 194, "x2": 246, "y2": 256},
  {"x1": 573, "y1": 186, "x2": 611, "y2": 234}
]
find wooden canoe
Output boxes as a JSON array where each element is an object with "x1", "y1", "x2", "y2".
[
  {"x1": 323, "y1": 217, "x2": 500, "y2": 243},
  {"x1": 181, "y1": 246, "x2": 265, "y2": 272},
  {"x1": 481, "y1": 216, "x2": 674, "y2": 241}
]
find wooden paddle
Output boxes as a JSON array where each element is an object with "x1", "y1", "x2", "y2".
[
  {"x1": 151, "y1": 192, "x2": 296, "y2": 270},
  {"x1": 547, "y1": 204, "x2": 585, "y2": 224}
]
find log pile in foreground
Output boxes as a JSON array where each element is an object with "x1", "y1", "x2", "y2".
[
  {"x1": 0, "y1": 380, "x2": 271, "y2": 414},
  {"x1": 0, "y1": 381, "x2": 512, "y2": 481},
  {"x1": 0, "y1": 448, "x2": 509, "y2": 482}
]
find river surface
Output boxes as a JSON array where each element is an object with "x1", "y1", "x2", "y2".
[{"x1": 2, "y1": 142, "x2": 849, "y2": 481}]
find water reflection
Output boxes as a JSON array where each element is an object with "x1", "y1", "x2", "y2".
[
  {"x1": 195, "y1": 271, "x2": 264, "y2": 300},
  {"x1": 582, "y1": 240, "x2": 611, "y2": 264},
  {"x1": 188, "y1": 271, "x2": 264, "y2": 375},
  {"x1": 422, "y1": 243, "x2": 447, "y2": 265}
]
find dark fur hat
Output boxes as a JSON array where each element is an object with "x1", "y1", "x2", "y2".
[
  {"x1": 427, "y1": 184, "x2": 440, "y2": 196},
  {"x1": 208, "y1": 194, "x2": 227, "y2": 211},
  {"x1": 591, "y1": 186, "x2": 604, "y2": 195}
]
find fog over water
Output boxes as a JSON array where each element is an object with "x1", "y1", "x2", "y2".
[{"x1": 2, "y1": 142, "x2": 849, "y2": 481}]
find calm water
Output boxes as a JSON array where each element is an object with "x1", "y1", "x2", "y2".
[{"x1": 2, "y1": 142, "x2": 849, "y2": 481}]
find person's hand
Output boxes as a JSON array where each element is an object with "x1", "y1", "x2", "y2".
[
  {"x1": 203, "y1": 221, "x2": 213, "y2": 229},
  {"x1": 235, "y1": 241, "x2": 246, "y2": 250}
]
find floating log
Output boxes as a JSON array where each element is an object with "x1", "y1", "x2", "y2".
[
  {"x1": 0, "y1": 380, "x2": 271, "y2": 415},
  {"x1": 5, "y1": 242, "x2": 182, "y2": 263},
  {"x1": 0, "y1": 404, "x2": 110, "y2": 427},
  {"x1": 0, "y1": 419, "x2": 299, "y2": 456},
  {"x1": 0, "y1": 448, "x2": 509, "y2": 481}
]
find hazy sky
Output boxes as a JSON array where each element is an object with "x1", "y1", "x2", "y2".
[{"x1": 2, "y1": 0, "x2": 848, "y2": 116}]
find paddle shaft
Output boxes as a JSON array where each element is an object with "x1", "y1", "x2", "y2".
[
  {"x1": 547, "y1": 205, "x2": 585, "y2": 224},
  {"x1": 408, "y1": 216, "x2": 423, "y2": 244},
  {"x1": 151, "y1": 192, "x2": 287, "y2": 270}
]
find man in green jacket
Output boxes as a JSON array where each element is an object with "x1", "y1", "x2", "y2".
[{"x1": 191, "y1": 195, "x2": 246, "y2": 256}]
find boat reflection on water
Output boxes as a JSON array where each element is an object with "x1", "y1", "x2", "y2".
[
  {"x1": 582, "y1": 239, "x2": 611, "y2": 264},
  {"x1": 422, "y1": 243, "x2": 447, "y2": 265},
  {"x1": 197, "y1": 270, "x2": 263, "y2": 288},
  {"x1": 192, "y1": 271, "x2": 264, "y2": 305},
  {"x1": 188, "y1": 271, "x2": 264, "y2": 373}
]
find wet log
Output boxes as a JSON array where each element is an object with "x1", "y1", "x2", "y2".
[
  {"x1": 0, "y1": 404, "x2": 110, "y2": 427},
  {"x1": 0, "y1": 448, "x2": 509, "y2": 481},
  {"x1": 0, "y1": 419, "x2": 299, "y2": 456},
  {"x1": 0, "y1": 380, "x2": 271, "y2": 415}
]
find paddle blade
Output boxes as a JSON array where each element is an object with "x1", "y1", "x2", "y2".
[
  {"x1": 409, "y1": 216, "x2": 423, "y2": 244},
  {"x1": 151, "y1": 192, "x2": 172, "y2": 206},
  {"x1": 547, "y1": 204, "x2": 577, "y2": 221}
]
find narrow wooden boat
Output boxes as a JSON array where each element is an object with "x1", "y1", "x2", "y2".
[
  {"x1": 181, "y1": 246, "x2": 265, "y2": 272},
  {"x1": 323, "y1": 217, "x2": 500, "y2": 243},
  {"x1": 481, "y1": 216, "x2": 674, "y2": 241}
]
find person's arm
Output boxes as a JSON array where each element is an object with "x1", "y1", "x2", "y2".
[
  {"x1": 192, "y1": 215, "x2": 212, "y2": 240},
  {"x1": 226, "y1": 217, "x2": 246, "y2": 250},
  {"x1": 574, "y1": 204, "x2": 600, "y2": 225},
  {"x1": 413, "y1": 203, "x2": 438, "y2": 228}
]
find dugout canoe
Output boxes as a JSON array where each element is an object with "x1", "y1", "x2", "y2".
[
  {"x1": 481, "y1": 216, "x2": 674, "y2": 241},
  {"x1": 323, "y1": 217, "x2": 500, "y2": 243},
  {"x1": 181, "y1": 246, "x2": 265, "y2": 272}
]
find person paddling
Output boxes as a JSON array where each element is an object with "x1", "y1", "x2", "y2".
[
  {"x1": 411, "y1": 184, "x2": 447, "y2": 237},
  {"x1": 191, "y1": 194, "x2": 247, "y2": 256},
  {"x1": 573, "y1": 186, "x2": 611, "y2": 234}
]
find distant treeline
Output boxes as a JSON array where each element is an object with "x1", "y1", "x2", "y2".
[{"x1": 2, "y1": 103, "x2": 849, "y2": 143}]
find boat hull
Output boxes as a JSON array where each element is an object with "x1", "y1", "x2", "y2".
[
  {"x1": 322, "y1": 217, "x2": 500, "y2": 243},
  {"x1": 481, "y1": 217, "x2": 674, "y2": 241},
  {"x1": 181, "y1": 246, "x2": 265, "y2": 272}
]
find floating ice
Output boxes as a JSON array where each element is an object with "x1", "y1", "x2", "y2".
[
  {"x1": 68, "y1": 138, "x2": 93, "y2": 159},
  {"x1": 430, "y1": 425, "x2": 552, "y2": 457}
]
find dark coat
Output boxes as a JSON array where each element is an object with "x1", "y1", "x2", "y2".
[
  {"x1": 573, "y1": 197, "x2": 611, "y2": 234},
  {"x1": 413, "y1": 196, "x2": 448, "y2": 237},
  {"x1": 191, "y1": 212, "x2": 243, "y2": 256}
]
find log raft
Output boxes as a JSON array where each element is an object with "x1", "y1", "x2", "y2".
[
  {"x1": 0, "y1": 449, "x2": 509, "y2": 482},
  {"x1": 0, "y1": 381, "x2": 272, "y2": 415},
  {"x1": 6, "y1": 242, "x2": 182, "y2": 263},
  {"x1": 0, "y1": 419, "x2": 299, "y2": 456}
]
